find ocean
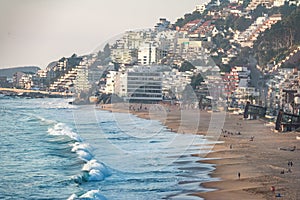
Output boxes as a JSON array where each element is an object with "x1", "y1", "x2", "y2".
[{"x1": 0, "y1": 97, "x2": 217, "y2": 200}]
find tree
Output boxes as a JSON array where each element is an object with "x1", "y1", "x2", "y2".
[
  {"x1": 253, "y1": 8, "x2": 300, "y2": 67},
  {"x1": 233, "y1": 17, "x2": 252, "y2": 32},
  {"x1": 251, "y1": 5, "x2": 268, "y2": 20},
  {"x1": 179, "y1": 61, "x2": 196, "y2": 72},
  {"x1": 174, "y1": 11, "x2": 203, "y2": 28},
  {"x1": 190, "y1": 73, "x2": 204, "y2": 89},
  {"x1": 213, "y1": 33, "x2": 231, "y2": 50}
]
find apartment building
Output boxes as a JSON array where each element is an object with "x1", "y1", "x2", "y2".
[
  {"x1": 105, "y1": 66, "x2": 163, "y2": 102},
  {"x1": 137, "y1": 42, "x2": 157, "y2": 65}
]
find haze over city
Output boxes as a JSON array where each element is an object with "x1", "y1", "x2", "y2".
[
  {"x1": 0, "y1": 0, "x2": 208, "y2": 69},
  {"x1": 1, "y1": 0, "x2": 300, "y2": 199}
]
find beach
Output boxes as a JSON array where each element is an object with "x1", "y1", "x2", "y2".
[{"x1": 100, "y1": 103, "x2": 300, "y2": 200}]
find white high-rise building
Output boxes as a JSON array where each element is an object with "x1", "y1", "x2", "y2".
[
  {"x1": 74, "y1": 61, "x2": 91, "y2": 93},
  {"x1": 137, "y1": 42, "x2": 157, "y2": 65}
]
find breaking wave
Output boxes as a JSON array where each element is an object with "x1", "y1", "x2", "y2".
[{"x1": 47, "y1": 122, "x2": 110, "y2": 199}]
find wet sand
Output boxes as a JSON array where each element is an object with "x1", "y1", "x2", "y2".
[{"x1": 99, "y1": 103, "x2": 300, "y2": 200}]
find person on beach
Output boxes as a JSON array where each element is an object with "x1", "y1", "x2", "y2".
[{"x1": 238, "y1": 172, "x2": 240, "y2": 179}]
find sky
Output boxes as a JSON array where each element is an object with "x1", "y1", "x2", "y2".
[{"x1": 0, "y1": 0, "x2": 209, "y2": 69}]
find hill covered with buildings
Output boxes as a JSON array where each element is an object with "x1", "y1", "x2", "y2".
[{"x1": 1, "y1": 0, "x2": 300, "y2": 122}]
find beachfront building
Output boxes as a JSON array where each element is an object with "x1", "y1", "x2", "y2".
[
  {"x1": 48, "y1": 68, "x2": 77, "y2": 92},
  {"x1": 13, "y1": 72, "x2": 34, "y2": 89},
  {"x1": 235, "y1": 87, "x2": 259, "y2": 104},
  {"x1": 107, "y1": 66, "x2": 163, "y2": 102},
  {"x1": 74, "y1": 59, "x2": 92, "y2": 94},
  {"x1": 104, "y1": 65, "x2": 195, "y2": 102},
  {"x1": 104, "y1": 71, "x2": 118, "y2": 94},
  {"x1": 223, "y1": 66, "x2": 252, "y2": 106},
  {"x1": 277, "y1": 69, "x2": 300, "y2": 113},
  {"x1": 244, "y1": 102, "x2": 267, "y2": 120}
]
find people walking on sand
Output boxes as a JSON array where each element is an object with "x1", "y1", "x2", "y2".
[
  {"x1": 270, "y1": 186, "x2": 275, "y2": 192},
  {"x1": 238, "y1": 172, "x2": 240, "y2": 179}
]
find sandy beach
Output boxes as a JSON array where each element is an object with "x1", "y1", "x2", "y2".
[{"x1": 99, "y1": 103, "x2": 300, "y2": 200}]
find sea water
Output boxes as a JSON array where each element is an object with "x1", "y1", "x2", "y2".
[{"x1": 0, "y1": 97, "x2": 217, "y2": 200}]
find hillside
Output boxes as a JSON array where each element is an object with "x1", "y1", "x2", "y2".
[
  {"x1": 254, "y1": 6, "x2": 300, "y2": 67},
  {"x1": 0, "y1": 66, "x2": 40, "y2": 78}
]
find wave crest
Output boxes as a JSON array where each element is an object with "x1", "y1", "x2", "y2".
[
  {"x1": 68, "y1": 189, "x2": 107, "y2": 200},
  {"x1": 82, "y1": 160, "x2": 111, "y2": 181},
  {"x1": 47, "y1": 123, "x2": 82, "y2": 142}
]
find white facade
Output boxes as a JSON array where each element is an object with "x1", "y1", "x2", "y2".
[
  {"x1": 115, "y1": 71, "x2": 128, "y2": 98},
  {"x1": 104, "y1": 71, "x2": 118, "y2": 94},
  {"x1": 111, "y1": 48, "x2": 134, "y2": 65},
  {"x1": 138, "y1": 42, "x2": 157, "y2": 65},
  {"x1": 162, "y1": 69, "x2": 193, "y2": 99},
  {"x1": 273, "y1": 0, "x2": 285, "y2": 6},
  {"x1": 74, "y1": 65, "x2": 91, "y2": 93},
  {"x1": 105, "y1": 66, "x2": 163, "y2": 102}
]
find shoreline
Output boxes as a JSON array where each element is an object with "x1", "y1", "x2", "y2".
[
  {"x1": 0, "y1": 87, "x2": 73, "y2": 98},
  {"x1": 98, "y1": 103, "x2": 300, "y2": 200}
]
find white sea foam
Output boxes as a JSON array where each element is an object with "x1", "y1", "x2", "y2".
[
  {"x1": 76, "y1": 150, "x2": 93, "y2": 162},
  {"x1": 79, "y1": 189, "x2": 107, "y2": 200},
  {"x1": 82, "y1": 159, "x2": 111, "y2": 181},
  {"x1": 71, "y1": 142, "x2": 93, "y2": 153},
  {"x1": 36, "y1": 115, "x2": 56, "y2": 125},
  {"x1": 88, "y1": 169, "x2": 105, "y2": 181},
  {"x1": 67, "y1": 190, "x2": 107, "y2": 200},
  {"x1": 47, "y1": 123, "x2": 82, "y2": 142},
  {"x1": 67, "y1": 194, "x2": 78, "y2": 200}
]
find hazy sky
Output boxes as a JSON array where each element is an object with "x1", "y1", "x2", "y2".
[{"x1": 0, "y1": 0, "x2": 209, "y2": 69}]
